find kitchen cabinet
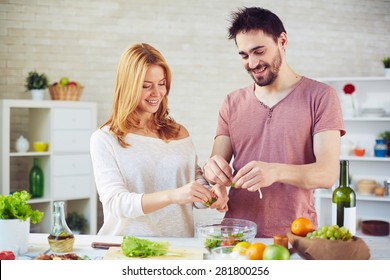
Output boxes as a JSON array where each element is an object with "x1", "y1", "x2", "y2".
[
  {"x1": 0, "y1": 99, "x2": 98, "y2": 234},
  {"x1": 314, "y1": 77, "x2": 390, "y2": 228}
]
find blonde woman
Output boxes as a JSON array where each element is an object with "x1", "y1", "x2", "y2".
[{"x1": 90, "y1": 43, "x2": 227, "y2": 237}]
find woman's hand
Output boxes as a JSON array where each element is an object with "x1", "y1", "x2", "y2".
[
  {"x1": 208, "y1": 184, "x2": 229, "y2": 212},
  {"x1": 171, "y1": 181, "x2": 215, "y2": 205}
]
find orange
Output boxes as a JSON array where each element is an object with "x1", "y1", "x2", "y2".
[
  {"x1": 291, "y1": 217, "x2": 314, "y2": 237},
  {"x1": 246, "y1": 242, "x2": 266, "y2": 260}
]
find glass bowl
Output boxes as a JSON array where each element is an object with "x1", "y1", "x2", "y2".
[{"x1": 196, "y1": 218, "x2": 257, "y2": 254}]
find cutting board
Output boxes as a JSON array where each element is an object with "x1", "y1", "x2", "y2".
[{"x1": 103, "y1": 247, "x2": 204, "y2": 260}]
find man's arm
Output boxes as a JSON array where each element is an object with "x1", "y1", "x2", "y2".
[{"x1": 233, "y1": 130, "x2": 341, "y2": 191}]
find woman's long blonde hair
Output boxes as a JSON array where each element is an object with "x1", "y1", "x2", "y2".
[{"x1": 103, "y1": 43, "x2": 179, "y2": 147}]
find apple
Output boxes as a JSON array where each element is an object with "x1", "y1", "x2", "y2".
[
  {"x1": 60, "y1": 77, "x2": 69, "y2": 86},
  {"x1": 262, "y1": 244, "x2": 290, "y2": 260},
  {"x1": 68, "y1": 81, "x2": 77, "y2": 86}
]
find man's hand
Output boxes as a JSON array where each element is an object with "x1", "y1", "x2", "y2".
[
  {"x1": 232, "y1": 161, "x2": 278, "y2": 192},
  {"x1": 203, "y1": 155, "x2": 233, "y2": 186}
]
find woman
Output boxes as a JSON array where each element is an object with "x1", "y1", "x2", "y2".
[{"x1": 90, "y1": 43, "x2": 227, "y2": 237}]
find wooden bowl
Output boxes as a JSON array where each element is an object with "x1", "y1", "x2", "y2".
[
  {"x1": 361, "y1": 220, "x2": 389, "y2": 236},
  {"x1": 287, "y1": 232, "x2": 370, "y2": 260}
]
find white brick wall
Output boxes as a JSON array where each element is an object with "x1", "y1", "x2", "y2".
[{"x1": 1, "y1": 0, "x2": 389, "y2": 228}]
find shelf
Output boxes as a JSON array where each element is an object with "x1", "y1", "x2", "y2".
[
  {"x1": 317, "y1": 77, "x2": 390, "y2": 82},
  {"x1": 315, "y1": 77, "x2": 390, "y2": 228},
  {"x1": 315, "y1": 190, "x2": 390, "y2": 202},
  {"x1": 27, "y1": 198, "x2": 51, "y2": 204},
  {"x1": 1, "y1": 99, "x2": 98, "y2": 234},
  {"x1": 341, "y1": 156, "x2": 390, "y2": 162},
  {"x1": 343, "y1": 117, "x2": 390, "y2": 122},
  {"x1": 10, "y1": 152, "x2": 51, "y2": 157}
]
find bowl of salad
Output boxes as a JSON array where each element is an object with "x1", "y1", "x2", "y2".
[{"x1": 196, "y1": 218, "x2": 257, "y2": 255}]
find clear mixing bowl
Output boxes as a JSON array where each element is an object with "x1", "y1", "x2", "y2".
[{"x1": 196, "y1": 218, "x2": 257, "y2": 254}]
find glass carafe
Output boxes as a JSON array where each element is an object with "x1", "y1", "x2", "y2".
[{"x1": 48, "y1": 201, "x2": 75, "y2": 252}]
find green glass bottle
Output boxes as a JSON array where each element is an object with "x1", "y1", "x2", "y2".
[
  {"x1": 29, "y1": 158, "x2": 44, "y2": 198},
  {"x1": 332, "y1": 160, "x2": 356, "y2": 235}
]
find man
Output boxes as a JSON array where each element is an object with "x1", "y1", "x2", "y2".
[{"x1": 203, "y1": 7, "x2": 345, "y2": 237}]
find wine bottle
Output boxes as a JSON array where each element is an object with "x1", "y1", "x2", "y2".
[
  {"x1": 29, "y1": 158, "x2": 44, "y2": 198},
  {"x1": 332, "y1": 160, "x2": 356, "y2": 235}
]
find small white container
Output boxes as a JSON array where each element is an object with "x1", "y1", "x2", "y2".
[{"x1": 15, "y1": 135, "x2": 30, "y2": 153}]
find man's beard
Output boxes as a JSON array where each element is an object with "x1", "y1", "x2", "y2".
[{"x1": 247, "y1": 51, "x2": 282, "y2": 87}]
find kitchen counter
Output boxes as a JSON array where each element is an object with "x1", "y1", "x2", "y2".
[{"x1": 21, "y1": 232, "x2": 390, "y2": 260}]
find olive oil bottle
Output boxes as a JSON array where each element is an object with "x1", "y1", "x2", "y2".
[
  {"x1": 332, "y1": 160, "x2": 356, "y2": 235},
  {"x1": 48, "y1": 201, "x2": 75, "y2": 252}
]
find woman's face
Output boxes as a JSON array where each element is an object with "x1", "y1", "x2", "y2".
[{"x1": 137, "y1": 64, "x2": 167, "y2": 115}]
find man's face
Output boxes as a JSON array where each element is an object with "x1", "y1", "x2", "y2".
[{"x1": 236, "y1": 30, "x2": 283, "y2": 87}]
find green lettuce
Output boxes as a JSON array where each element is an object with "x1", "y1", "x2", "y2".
[
  {"x1": 121, "y1": 236, "x2": 169, "y2": 257},
  {"x1": 0, "y1": 191, "x2": 44, "y2": 224}
]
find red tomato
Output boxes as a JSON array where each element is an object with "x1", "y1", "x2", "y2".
[
  {"x1": 0, "y1": 250, "x2": 16, "y2": 260},
  {"x1": 220, "y1": 236, "x2": 235, "y2": 246}
]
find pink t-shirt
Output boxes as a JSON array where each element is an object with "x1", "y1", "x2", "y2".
[{"x1": 216, "y1": 77, "x2": 345, "y2": 237}]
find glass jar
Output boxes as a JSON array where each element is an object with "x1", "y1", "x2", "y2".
[
  {"x1": 29, "y1": 158, "x2": 44, "y2": 198},
  {"x1": 48, "y1": 201, "x2": 75, "y2": 252},
  {"x1": 374, "y1": 139, "x2": 387, "y2": 157}
]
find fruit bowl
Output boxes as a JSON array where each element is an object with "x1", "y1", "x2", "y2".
[
  {"x1": 49, "y1": 84, "x2": 84, "y2": 101},
  {"x1": 287, "y1": 232, "x2": 370, "y2": 260},
  {"x1": 196, "y1": 218, "x2": 257, "y2": 254}
]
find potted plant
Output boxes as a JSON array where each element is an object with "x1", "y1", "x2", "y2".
[
  {"x1": 25, "y1": 70, "x2": 50, "y2": 100},
  {"x1": 66, "y1": 211, "x2": 88, "y2": 234},
  {"x1": 0, "y1": 191, "x2": 44, "y2": 255},
  {"x1": 382, "y1": 57, "x2": 390, "y2": 77},
  {"x1": 378, "y1": 130, "x2": 390, "y2": 156}
]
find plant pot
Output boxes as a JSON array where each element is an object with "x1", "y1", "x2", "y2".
[
  {"x1": 31, "y1": 89, "x2": 45, "y2": 100},
  {"x1": 0, "y1": 218, "x2": 30, "y2": 255},
  {"x1": 385, "y1": 68, "x2": 390, "y2": 78}
]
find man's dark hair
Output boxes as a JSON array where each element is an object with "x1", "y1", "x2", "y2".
[{"x1": 228, "y1": 7, "x2": 286, "y2": 43}]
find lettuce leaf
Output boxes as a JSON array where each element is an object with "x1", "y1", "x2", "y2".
[
  {"x1": 121, "y1": 236, "x2": 169, "y2": 257},
  {"x1": 0, "y1": 191, "x2": 44, "y2": 224}
]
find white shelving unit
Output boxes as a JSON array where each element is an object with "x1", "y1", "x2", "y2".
[
  {"x1": 315, "y1": 77, "x2": 390, "y2": 228},
  {"x1": 0, "y1": 99, "x2": 98, "y2": 234}
]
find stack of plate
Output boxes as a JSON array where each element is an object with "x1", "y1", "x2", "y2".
[{"x1": 360, "y1": 108, "x2": 385, "y2": 117}]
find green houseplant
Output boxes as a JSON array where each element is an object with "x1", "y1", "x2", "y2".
[
  {"x1": 66, "y1": 211, "x2": 88, "y2": 234},
  {"x1": 382, "y1": 57, "x2": 390, "y2": 77},
  {"x1": 25, "y1": 70, "x2": 50, "y2": 100},
  {"x1": 378, "y1": 130, "x2": 390, "y2": 157},
  {"x1": 382, "y1": 57, "x2": 390, "y2": 68},
  {"x1": 0, "y1": 191, "x2": 44, "y2": 254}
]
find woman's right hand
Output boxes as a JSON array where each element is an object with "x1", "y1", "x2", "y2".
[{"x1": 171, "y1": 181, "x2": 215, "y2": 205}]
